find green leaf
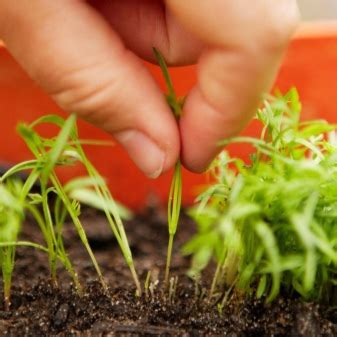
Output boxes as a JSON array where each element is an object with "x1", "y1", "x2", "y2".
[
  {"x1": 41, "y1": 114, "x2": 76, "y2": 184},
  {"x1": 68, "y1": 187, "x2": 132, "y2": 220}
]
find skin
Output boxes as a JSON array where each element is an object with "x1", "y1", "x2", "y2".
[{"x1": 0, "y1": 0, "x2": 299, "y2": 178}]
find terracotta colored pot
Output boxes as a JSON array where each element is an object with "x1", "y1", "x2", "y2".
[{"x1": 1, "y1": 23, "x2": 337, "y2": 209}]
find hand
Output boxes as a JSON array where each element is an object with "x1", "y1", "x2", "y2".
[{"x1": 0, "y1": 0, "x2": 299, "y2": 177}]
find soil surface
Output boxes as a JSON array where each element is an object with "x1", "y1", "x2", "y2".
[{"x1": 0, "y1": 202, "x2": 337, "y2": 336}]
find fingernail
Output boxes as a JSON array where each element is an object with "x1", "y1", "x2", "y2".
[{"x1": 115, "y1": 130, "x2": 165, "y2": 179}]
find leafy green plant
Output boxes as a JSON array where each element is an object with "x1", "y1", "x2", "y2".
[
  {"x1": 0, "y1": 114, "x2": 142, "y2": 306},
  {"x1": 184, "y1": 88, "x2": 337, "y2": 305},
  {"x1": 153, "y1": 48, "x2": 183, "y2": 286}
]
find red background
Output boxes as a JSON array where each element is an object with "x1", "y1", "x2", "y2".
[{"x1": 1, "y1": 35, "x2": 337, "y2": 209}]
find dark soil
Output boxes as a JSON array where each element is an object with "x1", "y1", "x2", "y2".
[{"x1": 0, "y1": 202, "x2": 337, "y2": 336}]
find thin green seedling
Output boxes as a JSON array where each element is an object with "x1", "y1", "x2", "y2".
[
  {"x1": 0, "y1": 239, "x2": 81, "y2": 308},
  {"x1": 0, "y1": 241, "x2": 50, "y2": 253},
  {"x1": 5, "y1": 174, "x2": 81, "y2": 292},
  {"x1": 0, "y1": 180, "x2": 69, "y2": 308},
  {"x1": 168, "y1": 275, "x2": 178, "y2": 304},
  {"x1": 149, "y1": 279, "x2": 159, "y2": 299},
  {"x1": 0, "y1": 182, "x2": 23, "y2": 310},
  {"x1": 208, "y1": 250, "x2": 226, "y2": 301},
  {"x1": 14, "y1": 116, "x2": 87, "y2": 289},
  {"x1": 17, "y1": 114, "x2": 141, "y2": 295},
  {"x1": 0, "y1": 116, "x2": 101, "y2": 290},
  {"x1": 153, "y1": 48, "x2": 183, "y2": 287},
  {"x1": 144, "y1": 270, "x2": 152, "y2": 299},
  {"x1": 73, "y1": 155, "x2": 141, "y2": 295},
  {"x1": 0, "y1": 175, "x2": 84, "y2": 307},
  {"x1": 0, "y1": 111, "x2": 141, "y2": 302},
  {"x1": 53, "y1": 115, "x2": 141, "y2": 294},
  {"x1": 217, "y1": 276, "x2": 237, "y2": 314}
]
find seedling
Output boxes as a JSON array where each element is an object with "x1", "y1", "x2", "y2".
[
  {"x1": 184, "y1": 88, "x2": 337, "y2": 304},
  {"x1": 144, "y1": 270, "x2": 152, "y2": 300},
  {"x1": 0, "y1": 181, "x2": 23, "y2": 309},
  {"x1": 168, "y1": 275, "x2": 179, "y2": 304},
  {"x1": 153, "y1": 48, "x2": 183, "y2": 287},
  {"x1": 0, "y1": 178, "x2": 66, "y2": 308},
  {"x1": 0, "y1": 113, "x2": 142, "y2": 305}
]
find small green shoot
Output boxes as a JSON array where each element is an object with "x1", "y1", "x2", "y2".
[
  {"x1": 153, "y1": 48, "x2": 183, "y2": 287},
  {"x1": 0, "y1": 181, "x2": 23, "y2": 309},
  {"x1": 168, "y1": 275, "x2": 178, "y2": 304},
  {"x1": 144, "y1": 270, "x2": 152, "y2": 300}
]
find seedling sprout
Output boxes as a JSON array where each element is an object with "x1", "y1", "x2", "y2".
[{"x1": 153, "y1": 48, "x2": 183, "y2": 287}]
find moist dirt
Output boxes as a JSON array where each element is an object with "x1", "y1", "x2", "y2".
[{"x1": 0, "y1": 204, "x2": 336, "y2": 336}]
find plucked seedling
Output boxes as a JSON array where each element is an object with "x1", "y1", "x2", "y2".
[
  {"x1": 184, "y1": 88, "x2": 337, "y2": 305},
  {"x1": 153, "y1": 48, "x2": 183, "y2": 287}
]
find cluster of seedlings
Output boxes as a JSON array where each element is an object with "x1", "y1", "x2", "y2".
[
  {"x1": 184, "y1": 88, "x2": 337, "y2": 310},
  {"x1": 0, "y1": 113, "x2": 141, "y2": 308},
  {"x1": 2, "y1": 50, "x2": 337, "y2": 315}
]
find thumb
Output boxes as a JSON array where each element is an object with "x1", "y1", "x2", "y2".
[
  {"x1": 166, "y1": 0, "x2": 299, "y2": 172},
  {"x1": 0, "y1": 0, "x2": 180, "y2": 178}
]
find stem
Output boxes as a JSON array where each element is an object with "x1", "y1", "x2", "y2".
[
  {"x1": 26, "y1": 203, "x2": 78, "y2": 288},
  {"x1": 4, "y1": 295, "x2": 10, "y2": 311},
  {"x1": 78, "y1": 154, "x2": 141, "y2": 295},
  {"x1": 209, "y1": 249, "x2": 227, "y2": 300},
  {"x1": 223, "y1": 251, "x2": 240, "y2": 286},
  {"x1": 209, "y1": 261, "x2": 222, "y2": 300},
  {"x1": 54, "y1": 198, "x2": 82, "y2": 293},
  {"x1": 165, "y1": 234, "x2": 174, "y2": 286},
  {"x1": 50, "y1": 174, "x2": 107, "y2": 290},
  {"x1": 0, "y1": 247, "x2": 14, "y2": 311},
  {"x1": 130, "y1": 263, "x2": 142, "y2": 297},
  {"x1": 41, "y1": 183, "x2": 58, "y2": 285},
  {"x1": 144, "y1": 271, "x2": 151, "y2": 299},
  {"x1": 165, "y1": 161, "x2": 182, "y2": 287},
  {"x1": 219, "y1": 277, "x2": 237, "y2": 312},
  {"x1": 153, "y1": 49, "x2": 183, "y2": 289},
  {"x1": 0, "y1": 240, "x2": 81, "y2": 292}
]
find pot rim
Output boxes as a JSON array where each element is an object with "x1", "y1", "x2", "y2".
[
  {"x1": 0, "y1": 21, "x2": 337, "y2": 50},
  {"x1": 295, "y1": 20, "x2": 337, "y2": 38}
]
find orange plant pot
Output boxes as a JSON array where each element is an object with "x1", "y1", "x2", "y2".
[{"x1": 1, "y1": 23, "x2": 337, "y2": 209}]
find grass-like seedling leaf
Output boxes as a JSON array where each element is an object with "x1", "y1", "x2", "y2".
[
  {"x1": 40, "y1": 114, "x2": 76, "y2": 185},
  {"x1": 153, "y1": 48, "x2": 182, "y2": 119},
  {"x1": 184, "y1": 88, "x2": 337, "y2": 304},
  {"x1": 0, "y1": 181, "x2": 23, "y2": 309},
  {"x1": 153, "y1": 48, "x2": 183, "y2": 286},
  {"x1": 16, "y1": 116, "x2": 84, "y2": 288},
  {"x1": 64, "y1": 177, "x2": 132, "y2": 221}
]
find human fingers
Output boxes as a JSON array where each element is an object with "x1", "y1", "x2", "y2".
[
  {"x1": 0, "y1": 0, "x2": 180, "y2": 178},
  {"x1": 88, "y1": 0, "x2": 204, "y2": 65}
]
